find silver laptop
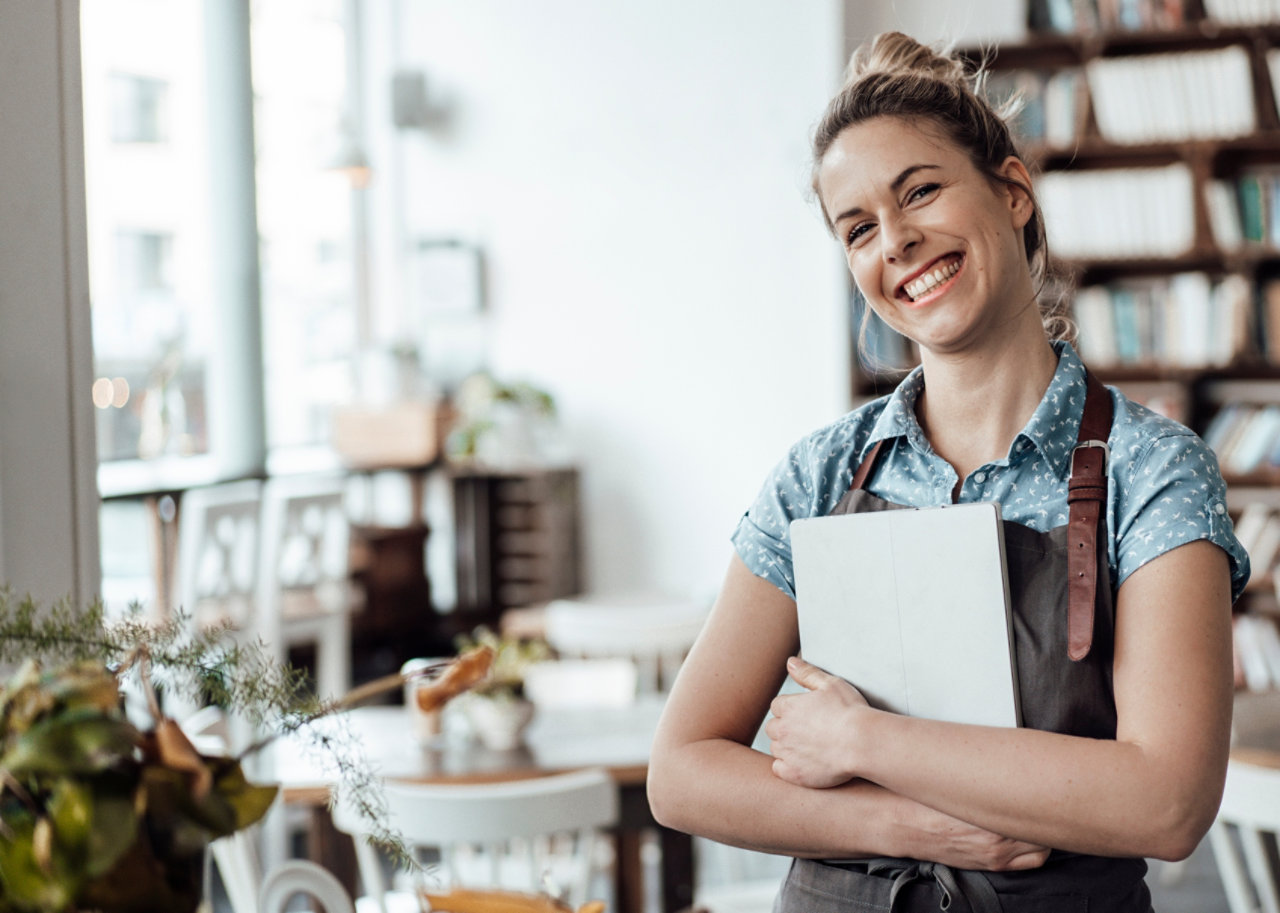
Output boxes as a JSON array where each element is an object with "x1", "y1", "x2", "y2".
[{"x1": 791, "y1": 502, "x2": 1020, "y2": 727}]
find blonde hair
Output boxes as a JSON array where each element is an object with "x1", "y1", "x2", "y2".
[{"x1": 813, "y1": 32, "x2": 1074, "y2": 345}]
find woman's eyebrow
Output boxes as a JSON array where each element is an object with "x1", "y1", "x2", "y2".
[{"x1": 831, "y1": 163, "x2": 942, "y2": 226}]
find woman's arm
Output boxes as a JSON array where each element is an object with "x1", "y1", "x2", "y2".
[
  {"x1": 769, "y1": 539, "x2": 1234, "y2": 861},
  {"x1": 647, "y1": 554, "x2": 1050, "y2": 870}
]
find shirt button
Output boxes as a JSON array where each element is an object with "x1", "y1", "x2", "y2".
[
  {"x1": 1214, "y1": 503, "x2": 1226, "y2": 515},
  {"x1": 973, "y1": 472, "x2": 987, "y2": 484}
]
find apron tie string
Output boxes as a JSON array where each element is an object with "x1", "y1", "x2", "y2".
[{"x1": 862, "y1": 858, "x2": 1004, "y2": 913}]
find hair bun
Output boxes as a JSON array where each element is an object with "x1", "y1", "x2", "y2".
[{"x1": 845, "y1": 31, "x2": 967, "y2": 87}]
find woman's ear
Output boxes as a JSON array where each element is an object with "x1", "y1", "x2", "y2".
[{"x1": 997, "y1": 156, "x2": 1036, "y2": 230}]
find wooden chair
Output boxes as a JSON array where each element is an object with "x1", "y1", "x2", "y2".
[
  {"x1": 331, "y1": 768, "x2": 619, "y2": 913},
  {"x1": 260, "y1": 859, "x2": 355, "y2": 913},
  {"x1": 542, "y1": 595, "x2": 708, "y2": 693},
  {"x1": 1208, "y1": 758, "x2": 1280, "y2": 913}
]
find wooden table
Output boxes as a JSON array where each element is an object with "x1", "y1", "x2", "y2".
[
  {"x1": 272, "y1": 698, "x2": 693, "y2": 913},
  {"x1": 1231, "y1": 689, "x2": 1280, "y2": 769}
]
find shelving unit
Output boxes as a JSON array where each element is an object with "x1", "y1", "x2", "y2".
[{"x1": 849, "y1": 2, "x2": 1280, "y2": 672}]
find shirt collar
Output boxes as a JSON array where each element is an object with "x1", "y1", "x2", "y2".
[
  {"x1": 864, "y1": 341, "x2": 1088, "y2": 479},
  {"x1": 1017, "y1": 340, "x2": 1088, "y2": 481},
  {"x1": 865, "y1": 364, "x2": 930, "y2": 455}
]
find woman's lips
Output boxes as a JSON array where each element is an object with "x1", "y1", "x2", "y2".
[{"x1": 899, "y1": 254, "x2": 964, "y2": 303}]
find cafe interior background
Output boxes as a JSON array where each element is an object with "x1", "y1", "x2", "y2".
[
  {"x1": 9, "y1": 0, "x2": 1280, "y2": 910},
  {"x1": 6, "y1": 0, "x2": 998, "y2": 636}
]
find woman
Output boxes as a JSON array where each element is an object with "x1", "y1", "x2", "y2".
[{"x1": 646, "y1": 31, "x2": 1250, "y2": 912}]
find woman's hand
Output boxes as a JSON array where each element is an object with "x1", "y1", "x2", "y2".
[{"x1": 766, "y1": 656, "x2": 869, "y2": 788}]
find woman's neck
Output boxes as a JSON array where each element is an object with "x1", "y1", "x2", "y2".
[{"x1": 915, "y1": 330, "x2": 1060, "y2": 480}]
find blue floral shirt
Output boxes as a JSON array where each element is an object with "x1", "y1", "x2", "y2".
[{"x1": 733, "y1": 342, "x2": 1251, "y2": 602}]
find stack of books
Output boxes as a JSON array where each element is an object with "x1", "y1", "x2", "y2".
[
  {"x1": 1029, "y1": 0, "x2": 1188, "y2": 32},
  {"x1": 1235, "y1": 611, "x2": 1280, "y2": 692},
  {"x1": 1206, "y1": 168, "x2": 1280, "y2": 251},
  {"x1": 1071, "y1": 273, "x2": 1252, "y2": 368},
  {"x1": 1205, "y1": 0, "x2": 1280, "y2": 25},
  {"x1": 1086, "y1": 47, "x2": 1256, "y2": 144},
  {"x1": 1040, "y1": 165, "x2": 1195, "y2": 259},
  {"x1": 984, "y1": 69, "x2": 1086, "y2": 149},
  {"x1": 1203, "y1": 403, "x2": 1280, "y2": 477}
]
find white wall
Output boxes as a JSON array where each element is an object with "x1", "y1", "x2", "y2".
[
  {"x1": 365, "y1": 1, "x2": 851, "y2": 600},
  {"x1": 0, "y1": 2, "x2": 100, "y2": 606}
]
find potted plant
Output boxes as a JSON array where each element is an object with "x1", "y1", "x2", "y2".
[
  {"x1": 452, "y1": 627, "x2": 551, "y2": 750},
  {"x1": 0, "y1": 590, "x2": 490, "y2": 912}
]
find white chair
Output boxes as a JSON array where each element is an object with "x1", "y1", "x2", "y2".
[
  {"x1": 260, "y1": 859, "x2": 355, "y2": 913},
  {"x1": 173, "y1": 479, "x2": 263, "y2": 633},
  {"x1": 543, "y1": 595, "x2": 708, "y2": 693},
  {"x1": 180, "y1": 706, "x2": 265, "y2": 913},
  {"x1": 522, "y1": 658, "x2": 640, "y2": 709},
  {"x1": 693, "y1": 840, "x2": 787, "y2": 913},
  {"x1": 257, "y1": 473, "x2": 359, "y2": 702},
  {"x1": 1208, "y1": 758, "x2": 1280, "y2": 913},
  {"x1": 331, "y1": 768, "x2": 619, "y2": 913},
  {"x1": 211, "y1": 830, "x2": 265, "y2": 913}
]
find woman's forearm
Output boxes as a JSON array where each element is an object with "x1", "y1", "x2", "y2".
[
  {"x1": 647, "y1": 734, "x2": 1048, "y2": 870},
  {"x1": 780, "y1": 541, "x2": 1236, "y2": 862},
  {"x1": 847, "y1": 710, "x2": 1220, "y2": 861}
]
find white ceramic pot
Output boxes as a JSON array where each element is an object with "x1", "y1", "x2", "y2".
[{"x1": 465, "y1": 695, "x2": 535, "y2": 751}]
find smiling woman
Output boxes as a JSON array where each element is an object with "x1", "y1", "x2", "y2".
[{"x1": 647, "y1": 30, "x2": 1250, "y2": 913}]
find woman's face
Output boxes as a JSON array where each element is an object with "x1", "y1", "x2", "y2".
[{"x1": 817, "y1": 115, "x2": 1036, "y2": 357}]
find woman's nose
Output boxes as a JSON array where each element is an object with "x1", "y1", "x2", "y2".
[{"x1": 881, "y1": 216, "x2": 922, "y2": 263}]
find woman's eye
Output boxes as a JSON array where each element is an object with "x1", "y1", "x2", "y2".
[
  {"x1": 846, "y1": 222, "x2": 874, "y2": 247},
  {"x1": 907, "y1": 183, "x2": 941, "y2": 204}
]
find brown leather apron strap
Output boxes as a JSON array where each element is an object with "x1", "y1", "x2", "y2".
[
  {"x1": 1066, "y1": 371, "x2": 1113, "y2": 662},
  {"x1": 845, "y1": 371, "x2": 1114, "y2": 663},
  {"x1": 849, "y1": 439, "x2": 885, "y2": 493}
]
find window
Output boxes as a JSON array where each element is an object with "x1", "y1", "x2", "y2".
[
  {"x1": 81, "y1": 0, "x2": 364, "y2": 614},
  {"x1": 109, "y1": 72, "x2": 169, "y2": 143},
  {"x1": 251, "y1": 0, "x2": 362, "y2": 458}
]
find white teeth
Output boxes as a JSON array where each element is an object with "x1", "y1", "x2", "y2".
[{"x1": 903, "y1": 258, "x2": 961, "y2": 301}]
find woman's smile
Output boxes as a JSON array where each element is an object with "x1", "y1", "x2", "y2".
[{"x1": 897, "y1": 253, "x2": 965, "y2": 305}]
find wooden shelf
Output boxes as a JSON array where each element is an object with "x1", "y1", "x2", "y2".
[{"x1": 850, "y1": 16, "x2": 1280, "y2": 503}]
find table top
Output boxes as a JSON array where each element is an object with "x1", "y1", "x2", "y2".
[
  {"x1": 274, "y1": 696, "x2": 666, "y2": 804},
  {"x1": 1231, "y1": 690, "x2": 1280, "y2": 770}
]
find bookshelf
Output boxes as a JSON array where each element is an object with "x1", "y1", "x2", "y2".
[{"x1": 849, "y1": 2, "x2": 1280, "y2": 669}]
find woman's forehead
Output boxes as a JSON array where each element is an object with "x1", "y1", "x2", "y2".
[{"x1": 818, "y1": 117, "x2": 962, "y2": 205}]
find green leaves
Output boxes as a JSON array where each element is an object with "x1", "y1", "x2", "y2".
[
  {"x1": 0, "y1": 660, "x2": 278, "y2": 913},
  {"x1": 1, "y1": 711, "x2": 138, "y2": 778}
]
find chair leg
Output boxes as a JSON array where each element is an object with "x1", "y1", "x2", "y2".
[
  {"x1": 1241, "y1": 825, "x2": 1280, "y2": 913},
  {"x1": 1209, "y1": 822, "x2": 1257, "y2": 913}
]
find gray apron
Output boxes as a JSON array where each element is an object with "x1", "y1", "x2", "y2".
[{"x1": 774, "y1": 372, "x2": 1153, "y2": 913}]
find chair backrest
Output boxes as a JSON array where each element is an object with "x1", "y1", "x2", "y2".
[
  {"x1": 331, "y1": 768, "x2": 619, "y2": 912},
  {"x1": 257, "y1": 473, "x2": 353, "y2": 615},
  {"x1": 522, "y1": 658, "x2": 640, "y2": 709},
  {"x1": 259, "y1": 859, "x2": 354, "y2": 913},
  {"x1": 543, "y1": 595, "x2": 708, "y2": 692},
  {"x1": 1208, "y1": 759, "x2": 1280, "y2": 913},
  {"x1": 256, "y1": 473, "x2": 356, "y2": 699},
  {"x1": 174, "y1": 479, "x2": 263, "y2": 631}
]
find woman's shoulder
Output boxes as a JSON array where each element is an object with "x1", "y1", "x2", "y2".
[{"x1": 1105, "y1": 386, "x2": 1212, "y2": 472}]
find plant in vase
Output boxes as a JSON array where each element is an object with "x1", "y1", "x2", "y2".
[
  {"x1": 0, "y1": 590, "x2": 492, "y2": 912},
  {"x1": 453, "y1": 627, "x2": 551, "y2": 751}
]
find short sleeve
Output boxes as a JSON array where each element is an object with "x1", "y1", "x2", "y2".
[
  {"x1": 1115, "y1": 430, "x2": 1251, "y2": 602},
  {"x1": 730, "y1": 441, "x2": 821, "y2": 599}
]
